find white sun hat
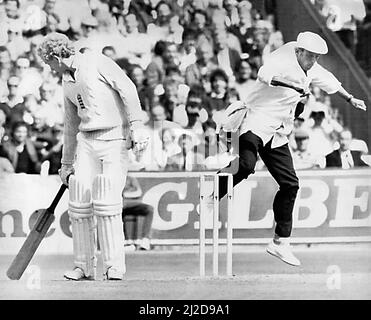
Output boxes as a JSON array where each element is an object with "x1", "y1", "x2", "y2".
[{"x1": 296, "y1": 31, "x2": 328, "y2": 54}]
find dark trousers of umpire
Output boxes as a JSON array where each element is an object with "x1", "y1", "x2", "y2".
[{"x1": 218, "y1": 131, "x2": 299, "y2": 237}]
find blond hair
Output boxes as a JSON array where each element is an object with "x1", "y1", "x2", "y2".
[{"x1": 37, "y1": 32, "x2": 75, "y2": 63}]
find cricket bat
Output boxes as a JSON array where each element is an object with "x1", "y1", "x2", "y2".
[{"x1": 6, "y1": 183, "x2": 67, "y2": 280}]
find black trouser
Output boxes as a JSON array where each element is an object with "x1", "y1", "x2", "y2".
[{"x1": 218, "y1": 131, "x2": 299, "y2": 237}]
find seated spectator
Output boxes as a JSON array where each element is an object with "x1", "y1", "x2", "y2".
[
  {"x1": 183, "y1": 84, "x2": 208, "y2": 134},
  {"x1": 122, "y1": 175, "x2": 154, "y2": 251},
  {"x1": 39, "y1": 124, "x2": 63, "y2": 175},
  {"x1": 0, "y1": 121, "x2": 41, "y2": 174},
  {"x1": 306, "y1": 102, "x2": 337, "y2": 159},
  {"x1": 228, "y1": 1, "x2": 255, "y2": 54},
  {"x1": 161, "y1": 127, "x2": 181, "y2": 159},
  {"x1": 0, "y1": 46, "x2": 12, "y2": 71},
  {"x1": 262, "y1": 30, "x2": 284, "y2": 62},
  {"x1": 123, "y1": 13, "x2": 152, "y2": 69},
  {"x1": 167, "y1": 15, "x2": 184, "y2": 45},
  {"x1": 102, "y1": 45, "x2": 131, "y2": 72},
  {"x1": 159, "y1": 77, "x2": 186, "y2": 121},
  {"x1": 325, "y1": 128, "x2": 368, "y2": 168},
  {"x1": 213, "y1": 27, "x2": 241, "y2": 81},
  {"x1": 6, "y1": 21, "x2": 30, "y2": 62},
  {"x1": 5, "y1": 76, "x2": 23, "y2": 109},
  {"x1": 165, "y1": 131, "x2": 205, "y2": 171},
  {"x1": 37, "y1": 0, "x2": 69, "y2": 35},
  {"x1": 223, "y1": 0, "x2": 240, "y2": 28},
  {"x1": 145, "y1": 40, "x2": 172, "y2": 95},
  {"x1": 209, "y1": 9, "x2": 242, "y2": 53},
  {"x1": 185, "y1": 38, "x2": 218, "y2": 93},
  {"x1": 0, "y1": 109, "x2": 14, "y2": 174},
  {"x1": 147, "y1": 1, "x2": 173, "y2": 42},
  {"x1": 128, "y1": 64, "x2": 153, "y2": 112},
  {"x1": 178, "y1": 28, "x2": 198, "y2": 73},
  {"x1": 34, "y1": 82, "x2": 64, "y2": 127},
  {"x1": 233, "y1": 58, "x2": 257, "y2": 102},
  {"x1": 204, "y1": 69, "x2": 232, "y2": 121},
  {"x1": 7, "y1": 93, "x2": 38, "y2": 128},
  {"x1": 14, "y1": 57, "x2": 43, "y2": 99},
  {"x1": 291, "y1": 128, "x2": 325, "y2": 170},
  {"x1": 29, "y1": 113, "x2": 54, "y2": 154},
  {"x1": 190, "y1": 8, "x2": 213, "y2": 43}
]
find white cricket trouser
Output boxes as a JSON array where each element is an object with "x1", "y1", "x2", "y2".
[{"x1": 69, "y1": 132, "x2": 128, "y2": 276}]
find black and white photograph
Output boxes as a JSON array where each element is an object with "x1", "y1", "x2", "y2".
[{"x1": 0, "y1": 0, "x2": 370, "y2": 308}]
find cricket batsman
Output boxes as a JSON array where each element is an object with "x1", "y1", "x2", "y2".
[
  {"x1": 38, "y1": 33, "x2": 149, "y2": 280},
  {"x1": 215, "y1": 31, "x2": 367, "y2": 266}
]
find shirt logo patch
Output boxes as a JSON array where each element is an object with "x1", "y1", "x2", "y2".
[{"x1": 77, "y1": 94, "x2": 86, "y2": 109}]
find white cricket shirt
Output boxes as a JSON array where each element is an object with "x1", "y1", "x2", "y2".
[{"x1": 240, "y1": 42, "x2": 342, "y2": 148}]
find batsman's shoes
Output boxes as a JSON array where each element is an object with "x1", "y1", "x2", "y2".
[
  {"x1": 105, "y1": 267, "x2": 124, "y2": 280},
  {"x1": 64, "y1": 267, "x2": 96, "y2": 281},
  {"x1": 266, "y1": 240, "x2": 301, "y2": 266}
]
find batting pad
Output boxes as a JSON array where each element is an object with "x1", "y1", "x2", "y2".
[
  {"x1": 92, "y1": 175, "x2": 126, "y2": 275},
  {"x1": 68, "y1": 175, "x2": 96, "y2": 278}
]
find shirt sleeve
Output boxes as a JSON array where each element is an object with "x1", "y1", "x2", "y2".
[
  {"x1": 310, "y1": 63, "x2": 342, "y2": 94},
  {"x1": 97, "y1": 54, "x2": 143, "y2": 124},
  {"x1": 61, "y1": 96, "x2": 80, "y2": 165},
  {"x1": 257, "y1": 60, "x2": 280, "y2": 86}
]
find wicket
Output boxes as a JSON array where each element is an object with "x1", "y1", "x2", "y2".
[{"x1": 199, "y1": 173, "x2": 234, "y2": 277}]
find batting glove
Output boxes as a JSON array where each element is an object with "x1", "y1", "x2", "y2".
[
  {"x1": 58, "y1": 164, "x2": 74, "y2": 186},
  {"x1": 130, "y1": 121, "x2": 149, "y2": 156}
]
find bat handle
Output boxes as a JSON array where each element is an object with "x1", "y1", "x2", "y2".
[{"x1": 48, "y1": 184, "x2": 67, "y2": 212}]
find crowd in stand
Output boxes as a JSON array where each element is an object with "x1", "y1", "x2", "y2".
[
  {"x1": 311, "y1": 0, "x2": 371, "y2": 81},
  {"x1": 0, "y1": 0, "x2": 369, "y2": 176}
]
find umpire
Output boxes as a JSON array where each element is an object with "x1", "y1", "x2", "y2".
[{"x1": 217, "y1": 31, "x2": 367, "y2": 266}]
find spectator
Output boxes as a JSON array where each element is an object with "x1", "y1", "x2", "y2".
[
  {"x1": 145, "y1": 40, "x2": 170, "y2": 94},
  {"x1": 0, "y1": 121, "x2": 41, "y2": 174},
  {"x1": 291, "y1": 128, "x2": 325, "y2": 169},
  {"x1": 158, "y1": 77, "x2": 185, "y2": 121},
  {"x1": 122, "y1": 175, "x2": 154, "y2": 251},
  {"x1": 191, "y1": 9, "x2": 213, "y2": 42},
  {"x1": 5, "y1": 76, "x2": 23, "y2": 108},
  {"x1": 0, "y1": 109, "x2": 14, "y2": 174},
  {"x1": 102, "y1": 45, "x2": 130, "y2": 71},
  {"x1": 210, "y1": 9, "x2": 242, "y2": 53},
  {"x1": 204, "y1": 68, "x2": 231, "y2": 121},
  {"x1": 167, "y1": 15, "x2": 184, "y2": 45},
  {"x1": 0, "y1": 46, "x2": 12, "y2": 71},
  {"x1": 213, "y1": 27, "x2": 241, "y2": 81},
  {"x1": 123, "y1": 13, "x2": 152, "y2": 68},
  {"x1": 223, "y1": 0, "x2": 240, "y2": 28},
  {"x1": 325, "y1": 128, "x2": 368, "y2": 168},
  {"x1": 321, "y1": 0, "x2": 366, "y2": 54},
  {"x1": 147, "y1": 1, "x2": 173, "y2": 41},
  {"x1": 228, "y1": 1, "x2": 255, "y2": 54},
  {"x1": 14, "y1": 57, "x2": 44, "y2": 99},
  {"x1": 39, "y1": 123, "x2": 63, "y2": 174},
  {"x1": 306, "y1": 102, "x2": 337, "y2": 158},
  {"x1": 6, "y1": 21, "x2": 30, "y2": 62},
  {"x1": 185, "y1": 39, "x2": 218, "y2": 92},
  {"x1": 7, "y1": 93, "x2": 38, "y2": 128},
  {"x1": 165, "y1": 131, "x2": 205, "y2": 171},
  {"x1": 262, "y1": 30, "x2": 284, "y2": 62},
  {"x1": 233, "y1": 58, "x2": 257, "y2": 102},
  {"x1": 128, "y1": 64, "x2": 153, "y2": 112},
  {"x1": 161, "y1": 127, "x2": 182, "y2": 159},
  {"x1": 35, "y1": 82, "x2": 64, "y2": 127},
  {"x1": 74, "y1": 15, "x2": 100, "y2": 52},
  {"x1": 178, "y1": 28, "x2": 197, "y2": 73}
]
